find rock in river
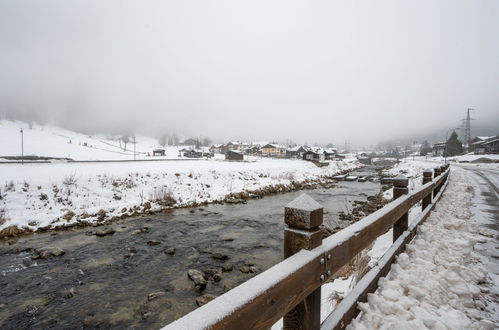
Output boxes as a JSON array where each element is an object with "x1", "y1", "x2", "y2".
[
  {"x1": 211, "y1": 252, "x2": 228, "y2": 260},
  {"x1": 164, "y1": 247, "x2": 176, "y2": 255},
  {"x1": 196, "y1": 294, "x2": 216, "y2": 307},
  {"x1": 32, "y1": 247, "x2": 65, "y2": 259},
  {"x1": 187, "y1": 269, "x2": 207, "y2": 290},
  {"x1": 221, "y1": 263, "x2": 233, "y2": 272},
  {"x1": 94, "y1": 228, "x2": 115, "y2": 237},
  {"x1": 147, "y1": 291, "x2": 166, "y2": 301}
]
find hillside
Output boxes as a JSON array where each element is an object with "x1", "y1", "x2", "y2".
[{"x1": 0, "y1": 120, "x2": 180, "y2": 161}]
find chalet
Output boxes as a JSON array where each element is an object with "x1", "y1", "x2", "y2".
[
  {"x1": 183, "y1": 149, "x2": 203, "y2": 158},
  {"x1": 356, "y1": 152, "x2": 371, "y2": 165},
  {"x1": 226, "y1": 142, "x2": 243, "y2": 151},
  {"x1": 261, "y1": 144, "x2": 285, "y2": 157},
  {"x1": 152, "y1": 149, "x2": 165, "y2": 156},
  {"x1": 302, "y1": 150, "x2": 325, "y2": 161},
  {"x1": 243, "y1": 145, "x2": 261, "y2": 155},
  {"x1": 286, "y1": 146, "x2": 308, "y2": 158},
  {"x1": 323, "y1": 148, "x2": 337, "y2": 160},
  {"x1": 225, "y1": 150, "x2": 244, "y2": 161},
  {"x1": 432, "y1": 142, "x2": 446, "y2": 156},
  {"x1": 209, "y1": 144, "x2": 223, "y2": 154},
  {"x1": 470, "y1": 136, "x2": 499, "y2": 154}
]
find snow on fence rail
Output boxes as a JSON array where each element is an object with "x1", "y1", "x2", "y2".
[{"x1": 163, "y1": 164, "x2": 451, "y2": 330}]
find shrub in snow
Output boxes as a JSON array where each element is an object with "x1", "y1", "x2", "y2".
[
  {"x1": 150, "y1": 187, "x2": 176, "y2": 207},
  {"x1": 62, "y1": 172, "x2": 78, "y2": 186},
  {"x1": 0, "y1": 208, "x2": 8, "y2": 225}
]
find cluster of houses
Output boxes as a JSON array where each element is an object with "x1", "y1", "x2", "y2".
[
  {"x1": 208, "y1": 142, "x2": 341, "y2": 161},
  {"x1": 469, "y1": 136, "x2": 499, "y2": 154},
  {"x1": 432, "y1": 135, "x2": 499, "y2": 156}
]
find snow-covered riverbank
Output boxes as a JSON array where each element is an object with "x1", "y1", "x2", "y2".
[{"x1": 0, "y1": 158, "x2": 359, "y2": 235}]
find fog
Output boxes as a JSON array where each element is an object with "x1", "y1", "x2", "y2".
[{"x1": 1, "y1": 0, "x2": 498, "y2": 146}]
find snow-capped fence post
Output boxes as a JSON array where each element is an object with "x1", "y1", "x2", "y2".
[
  {"x1": 433, "y1": 167, "x2": 441, "y2": 199},
  {"x1": 422, "y1": 170, "x2": 433, "y2": 210},
  {"x1": 392, "y1": 174, "x2": 408, "y2": 242},
  {"x1": 283, "y1": 194, "x2": 323, "y2": 330}
]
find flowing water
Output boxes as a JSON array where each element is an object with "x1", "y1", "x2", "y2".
[{"x1": 0, "y1": 167, "x2": 384, "y2": 329}]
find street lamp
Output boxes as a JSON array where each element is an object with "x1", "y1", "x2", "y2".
[
  {"x1": 20, "y1": 128, "x2": 24, "y2": 165},
  {"x1": 133, "y1": 135, "x2": 136, "y2": 161},
  {"x1": 444, "y1": 127, "x2": 460, "y2": 163}
]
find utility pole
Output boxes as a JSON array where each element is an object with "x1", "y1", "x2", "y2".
[
  {"x1": 133, "y1": 135, "x2": 136, "y2": 161},
  {"x1": 20, "y1": 128, "x2": 24, "y2": 165}
]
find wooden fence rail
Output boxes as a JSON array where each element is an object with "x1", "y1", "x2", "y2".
[{"x1": 163, "y1": 164, "x2": 450, "y2": 330}]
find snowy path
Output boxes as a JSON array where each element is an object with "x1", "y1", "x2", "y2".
[
  {"x1": 348, "y1": 166, "x2": 498, "y2": 329},
  {"x1": 460, "y1": 164, "x2": 499, "y2": 322}
]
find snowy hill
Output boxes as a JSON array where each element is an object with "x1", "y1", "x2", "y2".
[{"x1": 0, "y1": 120, "x2": 181, "y2": 161}]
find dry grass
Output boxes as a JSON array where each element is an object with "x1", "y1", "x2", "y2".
[
  {"x1": 0, "y1": 207, "x2": 9, "y2": 226},
  {"x1": 150, "y1": 187, "x2": 176, "y2": 207},
  {"x1": 62, "y1": 172, "x2": 78, "y2": 186}
]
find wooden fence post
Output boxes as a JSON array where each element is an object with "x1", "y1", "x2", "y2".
[
  {"x1": 392, "y1": 174, "x2": 408, "y2": 242},
  {"x1": 433, "y1": 167, "x2": 441, "y2": 199},
  {"x1": 284, "y1": 194, "x2": 323, "y2": 330},
  {"x1": 422, "y1": 171, "x2": 432, "y2": 210}
]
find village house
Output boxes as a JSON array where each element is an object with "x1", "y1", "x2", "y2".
[
  {"x1": 209, "y1": 144, "x2": 223, "y2": 154},
  {"x1": 302, "y1": 150, "x2": 325, "y2": 161},
  {"x1": 152, "y1": 149, "x2": 165, "y2": 156},
  {"x1": 243, "y1": 145, "x2": 261, "y2": 155},
  {"x1": 432, "y1": 142, "x2": 446, "y2": 156},
  {"x1": 323, "y1": 148, "x2": 337, "y2": 160},
  {"x1": 261, "y1": 143, "x2": 287, "y2": 157},
  {"x1": 286, "y1": 146, "x2": 308, "y2": 158},
  {"x1": 470, "y1": 136, "x2": 499, "y2": 154},
  {"x1": 225, "y1": 150, "x2": 244, "y2": 161}
]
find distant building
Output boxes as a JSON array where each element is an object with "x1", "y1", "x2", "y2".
[
  {"x1": 225, "y1": 150, "x2": 244, "y2": 161},
  {"x1": 261, "y1": 144, "x2": 286, "y2": 157},
  {"x1": 323, "y1": 148, "x2": 337, "y2": 160},
  {"x1": 209, "y1": 144, "x2": 223, "y2": 154},
  {"x1": 302, "y1": 150, "x2": 325, "y2": 161},
  {"x1": 356, "y1": 152, "x2": 371, "y2": 165},
  {"x1": 470, "y1": 136, "x2": 499, "y2": 154},
  {"x1": 152, "y1": 149, "x2": 165, "y2": 156},
  {"x1": 286, "y1": 146, "x2": 308, "y2": 158},
  {"x1": 432, "y1": 142, "x2": 446, "y2": 156}
]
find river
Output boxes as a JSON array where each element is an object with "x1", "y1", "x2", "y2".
[{"x1": 0, "y1": 166, "x2": 384, "y2": 329}]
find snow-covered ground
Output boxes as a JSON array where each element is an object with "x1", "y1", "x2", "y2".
[
  {"x1": 416, "y1": 153, "x2": 499, "y2": 163},
  {"x1": 0, "y1": 119, "x2": 185, "y2": 161},
  {"x1": 0, "y1": 158, "x2": 359, "y2": 233},
  {"x1": 348, "y1": 166, "x2": 498, "y2": 329}
]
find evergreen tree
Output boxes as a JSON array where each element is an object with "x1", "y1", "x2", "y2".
[
  {"x1": 445, "y1": 131, "x2": 463, "y2": 156},
  {"x1": 419, "y1": 140, "x2": 432, "y2": 156}
]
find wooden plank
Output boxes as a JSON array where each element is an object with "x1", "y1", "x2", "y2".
[{"x1": 321, "y1": 231, "x2": 409, "y2": 330}]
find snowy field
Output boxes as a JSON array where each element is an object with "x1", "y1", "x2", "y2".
[
  {"x1": 0, "y1": 119, "x2": 185, "y2": 161},
  {"x1": 0, "y1": 158, "x2": 359, "y2": 233},
  {"x1": 415, "y1": 154, "x2": 499, "y2": 163},
  {"x1": 349, "y1": 166, "x2": 498, "y2": 329}
]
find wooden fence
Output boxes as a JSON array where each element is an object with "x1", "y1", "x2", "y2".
[{"x1": 163, "y1": 164, "x2": 450, "y2": 330}]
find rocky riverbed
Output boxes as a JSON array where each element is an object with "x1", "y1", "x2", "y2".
[{"x1": 0, "y1": 166, "x2": 388, "y2": 329}]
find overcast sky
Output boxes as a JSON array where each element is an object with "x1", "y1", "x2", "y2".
[{"x1": 1, "y1": 0, "x2": 498, "y2": 146}]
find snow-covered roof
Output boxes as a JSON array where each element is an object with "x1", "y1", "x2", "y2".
[{"x1": 288, "y1": 146, "x2": 306, "y2": 152}]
